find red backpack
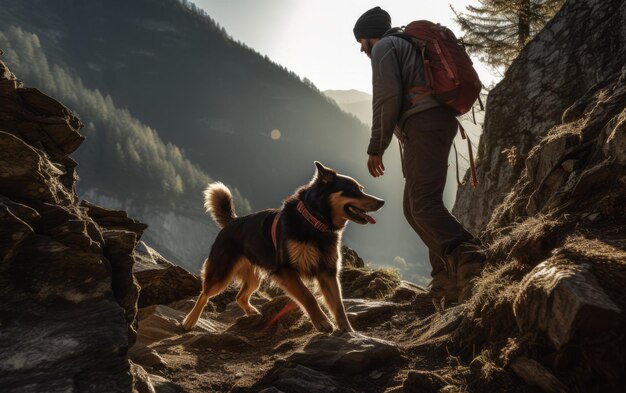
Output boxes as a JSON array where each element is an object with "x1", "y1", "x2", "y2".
[
  {"x1": 399, "y1": 20, "x2": 481, "y2": 115},
  {"x1": 396, "y1": 21, "x2": 482, "y2": 187}
]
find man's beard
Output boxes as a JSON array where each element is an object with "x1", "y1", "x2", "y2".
[{"x1": 364, "y1": 41, "x2": 373, "y2": 58}]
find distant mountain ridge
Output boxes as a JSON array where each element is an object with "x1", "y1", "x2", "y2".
[{"x1": 324, "y1": 89, "x2": 373, "y2": 127}]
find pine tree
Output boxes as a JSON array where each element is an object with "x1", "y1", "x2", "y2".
[{"x1": 452, "y1": 0, "x2": 564, "y2": 70}]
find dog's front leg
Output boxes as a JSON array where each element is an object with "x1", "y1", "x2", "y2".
[
  {"x1": 273, "y1": 269, "x2": 334, "y2": 333},
  {"x1": 317, "y1": 271, "x2": 354, "y2": 332}
]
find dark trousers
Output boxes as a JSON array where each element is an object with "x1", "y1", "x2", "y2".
[{"x1": 401, "y1": 107, "x2": 474, "y2": 276}]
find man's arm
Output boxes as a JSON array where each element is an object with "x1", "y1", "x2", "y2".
[{"x1": 367, "y1": 39, "x2": 403, "y2": 157}]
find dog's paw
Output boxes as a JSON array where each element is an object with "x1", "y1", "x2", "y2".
[
  {"x1": 315, "y1": 319, "x2": 335, "y2": 333},
  {"x1": 181, "y1": 317, "x2": 195, "y2": 331}
]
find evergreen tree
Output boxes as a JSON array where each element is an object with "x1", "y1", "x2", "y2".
[{"x1": 452, "y1": 0, "x2": 564, "y2": 70}]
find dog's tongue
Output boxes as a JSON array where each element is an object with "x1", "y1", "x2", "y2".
[{"x1": 363, "y1": 212, "x2": 376, "y2": 224}]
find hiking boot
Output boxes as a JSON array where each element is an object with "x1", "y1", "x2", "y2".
[
  {"x1": 446, "y1": 241, "x2": 486, "y2": 303},
  {"x1": 414, "y1": 271, "x2": 459, "y2": 313}
]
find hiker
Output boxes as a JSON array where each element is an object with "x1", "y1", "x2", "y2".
[{"x1": 353, "y1": 6, "x2": 485, "y2": 308}]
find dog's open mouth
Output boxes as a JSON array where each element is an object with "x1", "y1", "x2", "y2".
[{"x1": 345, "y1": 204, "x2": 377, "y2": 224}]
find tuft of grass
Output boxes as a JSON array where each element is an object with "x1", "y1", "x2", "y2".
[{"x1": 486, "y1": 214, "x2": 569, "y2": 265}]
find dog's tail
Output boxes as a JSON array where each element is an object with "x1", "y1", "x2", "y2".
[{"x1": 203, "y1": 182, "x2": 236, "y2": 228}]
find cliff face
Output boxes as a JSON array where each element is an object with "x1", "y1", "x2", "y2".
[
  {"x1": 453, "y1": 0, "x2": 626, "y2": 232},
  {"x1": 446, "y1": 0, "x2": 626, "y2": 391},
  {"x1": 0, "y1": 60, "x2": 146, "y2": 391}
]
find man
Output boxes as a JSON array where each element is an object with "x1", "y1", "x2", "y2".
[{"x1": 353, "y1": 6, "x2": 484, "y2": 308}]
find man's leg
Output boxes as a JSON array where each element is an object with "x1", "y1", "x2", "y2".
[
  {"x1": 402, "y1": 107, "x2": 482, "y2": 302},
  {"x1": 402, "y1": 184, "x2": 457, "y2": 303}
]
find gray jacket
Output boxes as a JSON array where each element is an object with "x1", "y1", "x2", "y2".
[{"x1": 367, "y1": 33, "x2": 440, "y2": 155}]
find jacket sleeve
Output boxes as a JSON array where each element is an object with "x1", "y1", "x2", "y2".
[{"x1": 367, "y1": 39, "x2": 403, "y2": 156}]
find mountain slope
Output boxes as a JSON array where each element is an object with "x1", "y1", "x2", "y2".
[{"x1": 0, "y1": 0, "x2": 431, "y2": 276}]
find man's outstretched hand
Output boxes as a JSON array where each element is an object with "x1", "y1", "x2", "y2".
[{"x1": 367, "y1": 154, "x2": 385, "y2": 177}]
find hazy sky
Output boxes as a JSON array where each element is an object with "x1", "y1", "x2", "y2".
[{"x1": 192, "y1": 0, "x2": 501, "y2": 93}]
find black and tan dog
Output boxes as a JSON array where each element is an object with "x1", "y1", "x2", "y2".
[{"x1": 182, "y1": 162, "x2": 384, "y2": 333}]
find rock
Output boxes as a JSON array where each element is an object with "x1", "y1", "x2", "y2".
[
  {"x1": 391, "y1": 281, "x2": 426, "y2": 302},
  {"x1": 0, "y1": 60, "x2": 144, "y2": 392},
  {"x1": 103, "y1": 229, "x2": 141, "y2": 345},
  {"x1": 402, "y1": 370, "x2": 450, "y2": 393},
  {"x1": 341, "y1": 245, "x2": 364, "y2": 268},
  {"x1": 561, "y1": 159, "x2": 578, "y2": 172},
  {"x1": 136, "y1": 304, "x2": 219, "y2": 345},
  {"x1": 0, "y1": 131, "x2": 74, "y2": 205},
  {"x1": 287, "y1": 331, "x2": 401, "y2": 374},
  {"x1": 510, "y1": 356, "x2": 569, "y2": 393},
  {"x1": 129, "y1": 342, "x2": 168, "y2": 370},
  {"x1": 150, "y1": 374, "x2": 184, "y2": 393},
  {"x1": 404, "y1": 305, "x2": 466, "y2": 345},
  {"x1": 133, "y1": 242, "x2": 201, "y2": 308},
  {"x1": 167, "y1": 297, "x2": 215, "y2": 314},
  {"x1": 0, "y1": 197, "x2": 38, "y2": 265},
  {"x1": 343, "y1": 299, "x2": 399, "y2": 327},
  {"x1": 513, "y1": 254, "x2": 621, "y2": 350},
  {"x1": 81, "y1": 200, "x2": 148, "y2": 238},
  {"x1": 603, "y1": 108, "x2": 626, "y2": 165},
  {"x1": 341, "y1": 267, "x2": 401, "y2": 299},
  {"x1": 263, "y1": 364, "x2": 347, "y2": 393},
  {"x1": 131, "y1": 361, "x2": 158, "y2": 393},
  {"x1": 153, "y1": 331, "x2": 253, "y2": 351},
  {"x1": 571, "y1": 160, "x2": 614, "y2": 198},
  {"x1": 131, "y1": 361, "x2": 183, "y2": 393}
]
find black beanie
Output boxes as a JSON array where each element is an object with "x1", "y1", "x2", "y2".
[{"x1": 353, "y1": 6, "x2": 391, "y2": 40}]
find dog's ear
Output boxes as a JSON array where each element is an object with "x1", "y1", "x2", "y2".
[{"x1": 314, "y1": 161, "x2": 336, "y2": 184}]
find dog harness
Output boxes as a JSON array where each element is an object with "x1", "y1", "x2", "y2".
[
  {"x1": 271, "y1": 201, "x2": 330, "y2": 249},
  {"x1": 271, "y1": 210, "x2": 282, "y2": 250}
]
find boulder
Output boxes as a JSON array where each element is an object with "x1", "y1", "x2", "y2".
[
  {"x1": 343, "y1": 299, "x2": 399, "y2": 327},
  {"x1": 341, "y1": 245, "x2": 364, "y2": 268},
  {"x1": 510, "y1": 356, "x2": 568, "y2": 393},
  {"x1": 133, "y1": 242, "x2": 201, "y2": 308},
  {"x1": 136, "y1": 304, "x2": 220, "y2": 345},
  {"x1": 513, "y1": 253, "x2": 621, "y2": 350},
  {"x1": 287, "y1": 331, "x2": 401, "y2": 374},
  {"x1": 341, "y1": 267, "x2": 401, "y2": 299},
  {"x1": 263, "y1": 364, "x2": 347, "y2": 393}
]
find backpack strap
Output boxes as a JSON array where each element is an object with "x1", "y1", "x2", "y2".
[{"x1": 457, "y1": 120, "x2": 478, "y2": 188}]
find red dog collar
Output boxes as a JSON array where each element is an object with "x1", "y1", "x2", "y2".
[
  {"x1": 297, "y1": 200, "x2": 330, "y2": 232},
  {"x1": 270, "y1": 201, "x2": 330, "y2": 250}
]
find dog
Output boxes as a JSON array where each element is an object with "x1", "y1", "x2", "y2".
[{"x1": 182, "y1": 161, "x2": 384, "y2": 333}]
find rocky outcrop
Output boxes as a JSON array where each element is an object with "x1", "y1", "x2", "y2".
[
  {"x1": 443, "y1": 0, "x2": 626, "y2": 391},
  {"x1": 453, "y1": 0, "x2": 626, "y2": 232},
  {"x1": 0, "y1": 59, "x2": 147, "y2": 391}
]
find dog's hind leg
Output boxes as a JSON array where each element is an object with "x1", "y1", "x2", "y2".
[
  {"x1": 317, "y1": 271, "x2": 354, "y2": 332},
  {"x1": 182, "y1": 256, "x2": 241, "y2": 331},
  {"x1": 272, "y1": 269, "x2": 334, "y2": 333},
  {"x1": 235, "y1": 260, "x2": 262, "y2": 315}
]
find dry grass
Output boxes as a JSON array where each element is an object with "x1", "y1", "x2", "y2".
[{"x1": 485, "y1": 214, "x2": 570, "y2": 265}]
